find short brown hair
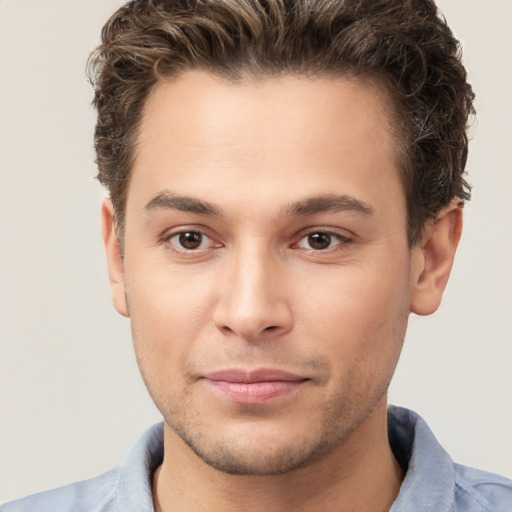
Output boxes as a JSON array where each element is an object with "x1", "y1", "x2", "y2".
[{"x1": 88, "y1": 0, "x2": 474, "y2": 245}]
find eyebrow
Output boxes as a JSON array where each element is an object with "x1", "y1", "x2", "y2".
[
  {"x1": 284, "y1": 194, "x2": 374, "y2": 216},
  {"x1": 144, "y1": 191, "x2": 222, "y2": 216},
  {"x1": 144, "y1": 191, "x2": 373, "y2": 218}
]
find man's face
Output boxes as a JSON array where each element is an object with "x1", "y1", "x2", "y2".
[{"x1": 116, "y1": 72, "x2": 418, "y2": 474}]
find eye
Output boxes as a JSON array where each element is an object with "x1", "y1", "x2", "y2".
[
  {"x1": 296, "y1": 231, "x2": 349, "y2": 251},
  {"x1": 167, "y1": 231, "x2": 213, "y2": 251}
]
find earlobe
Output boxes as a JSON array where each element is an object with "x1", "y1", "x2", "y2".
[
  {"x1": 410, "y1": 200, "x2": 463, "y2": 316},
  {"x1": 101, "y1": 198, "x2": 129, "y2": 317}
]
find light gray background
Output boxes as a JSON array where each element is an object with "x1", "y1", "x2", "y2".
[{"x1": 1, "y1": 0, "x2": 511, "y2": 503}]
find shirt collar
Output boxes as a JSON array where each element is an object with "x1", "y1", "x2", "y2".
[
  {"x1": 116, "y1": 422, "x2": 163, "y2": 512},
  {"x1": 388, "y1": 406, "x2": 455, "y2": 512}
]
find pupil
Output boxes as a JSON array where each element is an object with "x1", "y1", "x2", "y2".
[
  {"x1": 308, "y1": 233, "x2": 331, "y2": 250},
  {"x1": 179, "y1": 232, "x2": 202, "y2": 249}
]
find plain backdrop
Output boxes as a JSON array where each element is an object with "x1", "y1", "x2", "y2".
[{"x1": 1, "y1": 0, "x2": 511, "y2": 503}]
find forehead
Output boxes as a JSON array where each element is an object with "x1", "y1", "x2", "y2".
[
  {"x1": 138, "y1": 71, "x2": 397, "y2": 157},
  {"x1": 128, "y1": 71, "x2": 404, "y2": 219}
]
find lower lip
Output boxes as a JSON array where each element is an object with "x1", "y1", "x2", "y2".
[{"x1": 204, "y1": 379, "x2": 307, "y2": 404}]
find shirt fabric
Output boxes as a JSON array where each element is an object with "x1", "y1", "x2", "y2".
[{"x1": 3, "y1": 406, "x2": 511, "y2": 511}]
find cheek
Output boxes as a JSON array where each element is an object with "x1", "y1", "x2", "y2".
[
  {"x1": 125, "y1": 263, "x2": 216, "y2": 375},
  {"x1": 296, "y1": 259, "x2": 411, "y2": 373}
]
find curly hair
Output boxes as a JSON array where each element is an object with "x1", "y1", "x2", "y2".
[{"x1": 88, "y1": 0, "x2": 474, "y2": 245}]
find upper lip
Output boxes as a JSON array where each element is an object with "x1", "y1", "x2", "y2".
[{"x1": 203, "y1": 368, "x2": 308, "y2": 383}]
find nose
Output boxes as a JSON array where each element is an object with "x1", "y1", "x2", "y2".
[{"x1": 212, "y1": 244, "x2": 293, "y2": 341}]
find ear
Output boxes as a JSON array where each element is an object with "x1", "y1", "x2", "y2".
[
  {"x1": 101, "y1": 198, "x2": 129, "y2": 317},
  {"x1": 410, "y1": 200, "x2": 463, "y2": 316}
]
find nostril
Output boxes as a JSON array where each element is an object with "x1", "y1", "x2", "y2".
[{"x1": 264, "y1": 326, "x2": 278, "y2": 331}]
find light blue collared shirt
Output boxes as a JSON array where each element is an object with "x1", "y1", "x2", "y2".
[{"x1": 3, "y1": 407, "x2": 511, "y2": 511}]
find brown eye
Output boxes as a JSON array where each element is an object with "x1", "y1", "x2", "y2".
[
  {"x1": 307, "y1": 232, "x2": 332, "y2": 250},
  {"x1": 178, "y1": 231, "x2": 203, "y2": 249},
  {"x1": 296, "y1": 231, "x2": 350, "y2": 251}
]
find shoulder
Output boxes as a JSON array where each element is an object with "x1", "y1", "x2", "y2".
[
  {"x1": 454, "y1": 464, "x2": 512, "y2": 512},
  {"x1": 387, "y1": 406, "x2": 512, "y2": 512},
  {"x1": 1, "y1": 422, "x2": 163, "y2": 512},
  {"x1": 1, "y1": 467, "x2": 119, "y2": 512}
]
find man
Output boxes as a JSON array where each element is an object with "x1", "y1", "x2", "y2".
[{"x1": 3, "y1": 0, "x2": 511, "y2": 511}]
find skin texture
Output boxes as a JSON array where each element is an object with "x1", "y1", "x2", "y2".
[{"x1": 103, "y1": 71, "x2": 462, "y2": 511}]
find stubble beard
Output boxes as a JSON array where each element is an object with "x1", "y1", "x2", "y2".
[{"x1": 151, "y1": 373, "x2": 392, "y2": 477}]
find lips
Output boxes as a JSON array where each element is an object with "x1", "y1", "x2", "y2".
[{"x1": 202, "y1": 368, "x2": 309, "y2": 404}]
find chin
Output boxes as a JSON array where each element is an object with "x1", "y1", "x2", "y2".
[
  {"x1": 169, "y1": 417, "x2": 347, "y2": 476},
  {"x1": 185, "y1": 437, "x2": 332, "y2": 475}
]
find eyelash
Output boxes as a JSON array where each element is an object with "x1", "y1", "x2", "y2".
[
  {"x1": 162, "y1": 230, "x2": 218, "y2": 252},
  {"x1": 294, "y1": 230, "x2": 353, "y2": 251},
  {"x1": 161, "y1": 228, "x2": 353, "y2": 253}
]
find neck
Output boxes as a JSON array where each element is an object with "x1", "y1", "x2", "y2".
[{"x1": 153, "y1": 400, "x2": 403, "y2": 512}]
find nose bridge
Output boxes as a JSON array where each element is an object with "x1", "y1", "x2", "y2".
[{"x1": 214, "y1": 238, "x2": 292, "y2": 340}]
